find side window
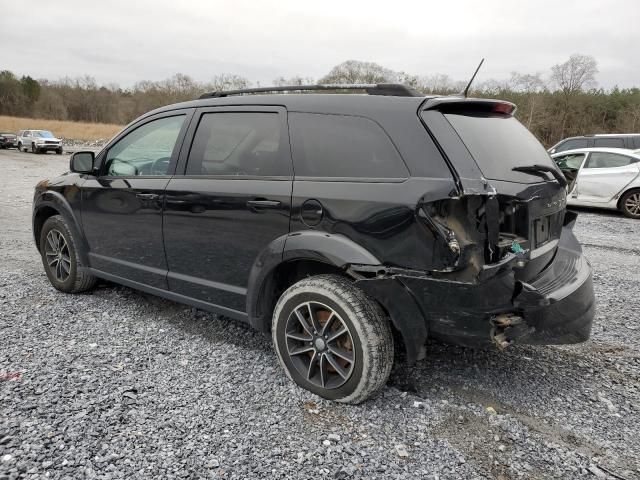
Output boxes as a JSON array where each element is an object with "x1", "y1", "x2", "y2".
[
  {"x1": 186, "y1": 112, "x2": 288, "y2": 176},
  {"x1": 593, "y1": 137, "x2": 624, "y2": 148},
  {"x1": 104, "y1": 115, "x2": 185, "y2": 176},
  {"x1": 556, "y1": 138, "x2": 588, "y2": 152},
  {"x1": 584, "y1": 152, "x2": 634, "y2": 169},
  {"x1": 554, "y1": 153, "x2": 585, "y2": 170},
  {"x1": 632, "y1": 136, "x2": 640, "y2": 149},
  {"x1": 289, "y1": 113, "x2": 408, "y2": 179}
]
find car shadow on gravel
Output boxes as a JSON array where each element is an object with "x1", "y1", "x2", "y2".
[
  {"x1": 389, "y1": 340, "x2": 595, "y2": 413},
  {"x1": 93, "y1": 282, "x2": 273, "y2": 354},
  {"x1": 569, "y1": 205, "x2": 624, "y2": 219}
]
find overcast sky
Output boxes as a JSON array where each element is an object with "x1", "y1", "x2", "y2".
[{"x1": 1, "y1": 0, "x2": 638, "y2": 89}]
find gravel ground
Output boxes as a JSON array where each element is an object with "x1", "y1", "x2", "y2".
[{"x1": 1, "y1": 148, "x2": 639, "y2": 480}]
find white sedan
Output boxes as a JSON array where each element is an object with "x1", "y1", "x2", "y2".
[{"x1": 551, "y1": 147, "x2": 640, "y2": 219}]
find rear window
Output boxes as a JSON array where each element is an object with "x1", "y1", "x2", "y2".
[
  {"x1": 442, "y1": 113, "x2": 556, "y2": 183},
  {"x1": 593, "y1": 137, "x2": 624, "y2": 148},
  {"x1": 289, "y1": 113, "x2": 408, "y2": 179}
]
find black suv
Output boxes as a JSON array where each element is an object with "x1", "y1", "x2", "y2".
[{"x1": 33, "y1": 84, "x2": 595, "y2": 403}]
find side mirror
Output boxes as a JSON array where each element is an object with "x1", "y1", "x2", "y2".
[{"x1": 70, "y1": 151, "x2": 95, "y2": 174}]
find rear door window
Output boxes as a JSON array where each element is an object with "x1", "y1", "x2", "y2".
[
  {"x1": 289, "y1": 113, "x2": 408, "y2": 179},
  {"x1": 593, "y1": 137, "x2": 625, "y2": 148},
  {"x1": 584, "y1": 152, "x2": 636, "y2": 168},
  {"x1": 186, "y1": 112, "x2": 289, "y2": 177},
  {"x1": 439, "y1": 113, "x2": 556, "y2": 183}
]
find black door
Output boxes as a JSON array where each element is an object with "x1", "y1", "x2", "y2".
[
  {"x1": 81, "y1": 111, "x2": 192, "y2": 288},
  {"x1": 163, "y1": 106, "x2": 293, "y2": 314}
]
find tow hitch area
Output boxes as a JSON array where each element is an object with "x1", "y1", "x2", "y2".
[{"x1": 490, "y1": 313, "x2": 525, "y2": 350}]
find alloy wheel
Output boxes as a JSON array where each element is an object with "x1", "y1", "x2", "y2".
[
  {"x1": 624, "y1": 192, "x2": 640, "y2": 216},
  {"x1": 44, "y1": 229, "x2": 71, "y2": 282},
  {"x1": 285, "y1": 301, "x2": 355, "y2": 389}
]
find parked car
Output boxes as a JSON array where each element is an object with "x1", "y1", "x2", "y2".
[
  {"x1": 17, "y1": 130, "x2": 63, "y2": 154},
  {"x1": 548, "y1": 134, "x2": 640, "y2": 154},
  {"x1": 0, "y1": 132, "x2": 18, "y2": 149},
  {"x1": 552, "y1": 147, "x2": 640, "y2": 219},
  {"x1": 32, "y1": 84, "x2": 595, "y2": 403}
]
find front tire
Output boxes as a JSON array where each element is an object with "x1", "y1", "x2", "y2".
[
  {"x1": 17, "y1": 142, "x2": 23, "y2": 152},
  {"x1": 272, "y1": 274, "x2": 393, "y2": 404},
  {"x1": 40, "y1": 215, "x2": 97, "y2": 293},
  {"x1": 620, "y1": 190, "x2": 640, "y2": 219},
  {"x1": 56, "y1": 147, "x2": 63, "y2": 155}
]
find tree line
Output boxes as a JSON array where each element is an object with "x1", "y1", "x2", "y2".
[{"x1": 1, "y1": 54, "x2": 639, "y2": 146}]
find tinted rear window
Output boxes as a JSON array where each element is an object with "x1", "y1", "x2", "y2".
[
  {"x1": 289, "y1": 112, "x2": 408, "y2": 179},
  {"x1": 442, "y1": 113, "x2": 556, "y2": 183},
  {"x1": 593, "y1": 137, "x2": 624, "y2": 148},
  {"x1": 187, "y1": 112, "x2": 288, "y2": 176},
  {"x1": 556, "y1": 138, "x2": 589, "y2": 152}
]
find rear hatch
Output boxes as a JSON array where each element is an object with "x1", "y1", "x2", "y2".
[{"x1": 420, "y1": 98, "x2": 567, "y2": 280}]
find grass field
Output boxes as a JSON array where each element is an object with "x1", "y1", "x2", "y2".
[{"x1": 0, "y1": 116, "x2": 123, "y2": 142}]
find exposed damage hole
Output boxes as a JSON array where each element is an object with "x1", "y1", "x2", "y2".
[{"x1": 490, "y1": 312, "x2": 524, "y2": 350}]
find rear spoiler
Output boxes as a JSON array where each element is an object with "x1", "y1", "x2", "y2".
[{"x1": 421, "y1": 97, "x2": 517, "y2": 116}]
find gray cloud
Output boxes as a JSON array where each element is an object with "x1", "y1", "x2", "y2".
[{"x1": 1, "y1": 0, "x2": 638, "y2": 88}]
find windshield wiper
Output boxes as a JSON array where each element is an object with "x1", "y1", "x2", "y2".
[{"x1": 512, "y1": 164, "x2": 567, "y2": 188}]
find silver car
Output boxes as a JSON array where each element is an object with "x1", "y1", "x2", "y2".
[
  {"x1": 16, "y1": 130, "x2": 63, "y2": 154},
  {"x1": 552, "y1": 147, "x2": 640, "y2": 219}
]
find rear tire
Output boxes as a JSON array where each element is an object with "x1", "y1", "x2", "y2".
[
  {"x1": 272, "y1": 274, "x2": 393, "y2": 404},
  {"x1": 40, "y1": 215, "x2": 97, "y2": 293},
  {"x1": 620, "y1": 190, "x2": 640, "y2": 219}
]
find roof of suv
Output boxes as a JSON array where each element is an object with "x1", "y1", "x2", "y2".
[{"x1": 146, "y1": 93, "x2": 433, "y2": 119}]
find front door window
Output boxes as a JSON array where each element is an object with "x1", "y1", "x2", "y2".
[{"x1": 104, "y1": 115, "x2": 185, "y2": 176}]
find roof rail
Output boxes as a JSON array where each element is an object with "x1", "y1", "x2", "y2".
[{"x1": 198, "y1": 83, "x2": 423, "y2": 99}]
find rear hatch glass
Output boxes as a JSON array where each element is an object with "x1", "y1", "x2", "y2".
[{"x1": 443, "y1": 113, "x2": 556, "y2": 184}]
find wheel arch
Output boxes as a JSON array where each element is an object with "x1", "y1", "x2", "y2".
[
  {"x1": 246, "y1": 231, "x2": 381, "y2": 333},
  {"x1": 617, "y1": 186, "x2": 640, "y2": 210},
  {"x1": 33, "y1": 192, "x2": 89, "y2": 264}
]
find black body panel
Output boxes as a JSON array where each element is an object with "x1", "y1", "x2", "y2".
[
  {"x1": 80, "y1": 177, "x2": 170, "y2": 288},
  {"x1": 163, "y1": 177, "x2": 292, "y2": 312}
]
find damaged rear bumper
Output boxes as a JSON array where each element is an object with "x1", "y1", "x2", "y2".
[{"x1": 356, "y1": 225, "x2": 595, "y2": 361}]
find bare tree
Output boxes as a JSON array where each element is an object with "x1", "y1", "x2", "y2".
[
  {"x1": 550, "y1": 54, "x2": 598, "y2": 138},
  {"x1": 551, "y1": 54, "x2": 598, "y2": 95},
  {"x1": 509, "y1": 72, "x2": 545, "y2": 93},
  {"x1": 273, "y1": 76, "x2": 314, "y2": 86},
  {"x1": 319, "y1": 60, "x2": 398, "y2": 84},
  {"x1": 206, "y1": 74, "x2": 251, "y2": 92}
]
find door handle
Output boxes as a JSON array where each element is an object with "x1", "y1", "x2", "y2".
[
  {"x1": 136, "y1": 193, "x2": 160, "y2": 200},
  {"x1": 246, "y1": 199, "x2": 281, "y2": 208}
]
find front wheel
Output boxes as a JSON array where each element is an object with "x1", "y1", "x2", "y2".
[
  {"x1": 17, "y1": 142, "x2": 23, "y2": 152},
  {"x1": 621, "y1": 190, "x2": 640, "y2": 219},
  {"x1": 40, "y1": 215, "x2": 97, "y2": 293},
  {"x1": 272, "y1": 274, "x2": 393, "y2": 404},
  {"x1": 31, "y1": 143, "x2": 38, "y2": 154}
]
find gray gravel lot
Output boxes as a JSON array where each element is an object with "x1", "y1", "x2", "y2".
[{"x1": 1, "y1": 148, "x2": 639, "y2": 479}]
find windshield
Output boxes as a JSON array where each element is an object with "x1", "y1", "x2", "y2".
[
  {"x1": 34, "y1": 131, "x2": 55, "y2": 138},
  {"x1": 443, "y1": 113, "x2": 556, "y2": 183}
]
